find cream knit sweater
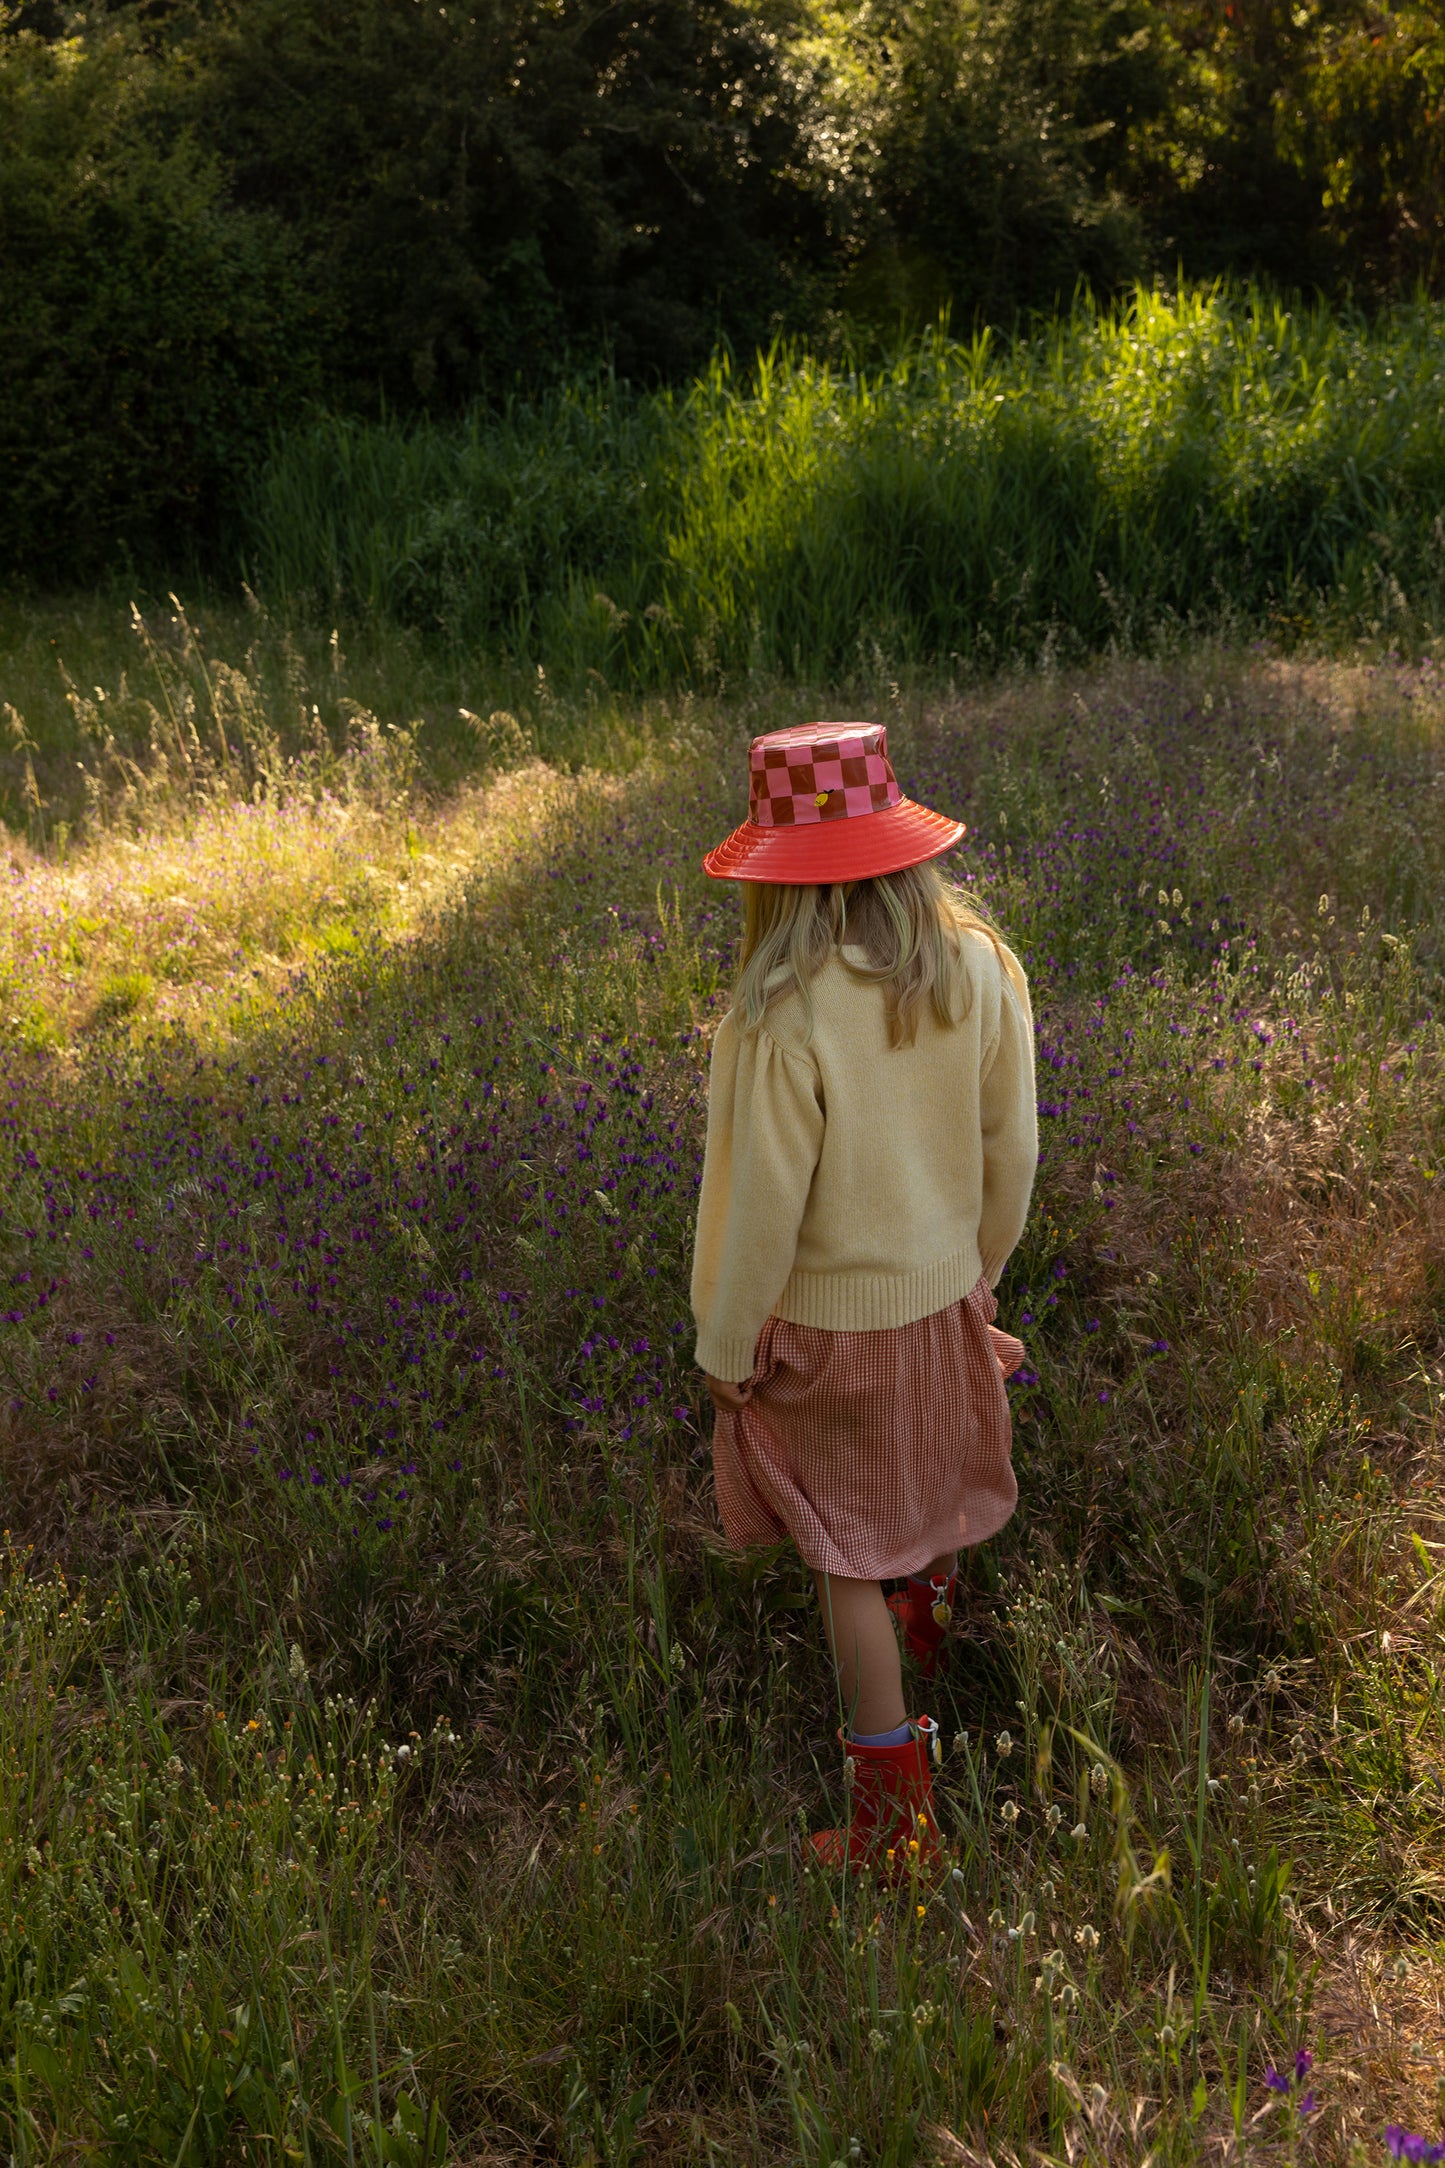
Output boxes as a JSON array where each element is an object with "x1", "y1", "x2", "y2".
[{"x1": 691, "y1": 934, "x2": 1038, "y2": 1381}]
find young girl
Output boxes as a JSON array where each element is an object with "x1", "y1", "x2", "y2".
[{"x1": 691, "y1": 721, "x2": 1037, "y2": 1869}]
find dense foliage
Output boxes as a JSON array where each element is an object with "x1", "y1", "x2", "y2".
[
  {"x1": 250, "y1": 294, "x2": 1445, "y2": 680},
  {"x1": 1, "y1": 0, "x2": 1443, "y2": 578},
  {"x1": 0, "y1": 25, "x2": 320, "y2": 574}
]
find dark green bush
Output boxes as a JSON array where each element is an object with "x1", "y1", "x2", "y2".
[
  {"x1": 178, "y1": 0, "x2": 833, "y2": 406},
  {"x1": 838, "y1": 0, "x2": 1167, "y2": 327},
  {"x1": 0, "y1": 26, "x2": 322, "y2": 579},
  {"x1": 3, "y1": 0, "x2": 1443, "y2": 578}
]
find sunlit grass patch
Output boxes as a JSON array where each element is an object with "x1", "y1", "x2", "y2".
[{"x1": 0, "y1": 759, "x2": 579, "y2": 1047}]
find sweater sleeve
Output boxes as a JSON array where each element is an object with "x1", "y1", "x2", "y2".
[
  {"x1": 976, "y1": 944, "x2": 1039, "y2": 1286},
  {"x1": 690, "y1": 1011, "x2": 825, "y2": 1381}
]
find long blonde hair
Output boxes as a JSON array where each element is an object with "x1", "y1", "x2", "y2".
[{"x1": 732, "y1": 861, "x2": 1015, "y2": 1047}]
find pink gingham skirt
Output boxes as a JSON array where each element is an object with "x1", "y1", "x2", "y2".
[{"x1": 711, "y1": 1278, "x2": 1023, "y2": 1580}]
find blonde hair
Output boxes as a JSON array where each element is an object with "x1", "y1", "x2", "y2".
[{"x1": 733, "y1": 861, "x2": 1017, "y2": 1047}]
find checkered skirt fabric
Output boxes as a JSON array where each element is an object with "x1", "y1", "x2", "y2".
[{"x1": 711, "y1": 1278, "x2": 1023, "y2": 1579}]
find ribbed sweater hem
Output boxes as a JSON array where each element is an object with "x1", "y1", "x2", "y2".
[
  {"x1": 696, "y1": 1243, "x2": 991, "y2": 1380},
  {"x1": 776, "y1": 1242, "x2": 984, "y2": 1334}
]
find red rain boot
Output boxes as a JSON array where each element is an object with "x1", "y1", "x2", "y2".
[
  {"x1": 809, "y1": 1717, "x2": 944, "y2": 1875},
  {"x1": 887, "y1": 1571, "x2": 957, "y2": 1678}
]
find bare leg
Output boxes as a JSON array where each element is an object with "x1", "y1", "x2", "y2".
[
  {"x1": 919, "y1": 1550, "x2": 958, "y2": 1581},
  {"x1": 813, "y1": 1573, "x2": 907, "y2": 1736}
]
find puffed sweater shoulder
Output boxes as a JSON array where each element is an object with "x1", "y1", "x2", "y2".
[{"x1": 690, "y1": 932, "x2": 1038, "y2": 1383}]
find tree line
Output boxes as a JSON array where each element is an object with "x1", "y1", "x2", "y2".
[{"x1": 2, "y1": 0, "x2": 1441, "y2": 578}]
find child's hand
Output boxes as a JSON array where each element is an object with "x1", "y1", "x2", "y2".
[{"x1": 705, "y1": 1373, "x2": 753, "y2": 1413}]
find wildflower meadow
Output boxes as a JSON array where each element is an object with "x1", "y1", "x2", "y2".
[{"x1": 0, "y1": 601, "x2": 1442, "y2": 2163}]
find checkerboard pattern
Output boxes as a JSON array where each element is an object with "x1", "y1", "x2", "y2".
[{"x1": 747, "y1": 722, "x2": 901, "y2": 829}]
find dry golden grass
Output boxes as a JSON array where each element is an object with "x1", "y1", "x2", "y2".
[{"x1": 0, "y1": 757, "x2": 584, "y2": 1047}]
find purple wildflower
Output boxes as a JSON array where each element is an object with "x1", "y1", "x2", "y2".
[{"x1": 1385, "y1": 2131, "x2": 1445, "y2": 2164}]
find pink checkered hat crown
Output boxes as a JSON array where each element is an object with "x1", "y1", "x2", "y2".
[
  {"x1": 703, "y1": 716, "x2": 964, "y2": 882},
  {"x1": 748, "y1": 723, "x2": 901, "y2": 829}
]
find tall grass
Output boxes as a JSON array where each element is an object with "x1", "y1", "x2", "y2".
[
  {"x1": 0, "y1": 617, "x2": 1442, "y2": 2158},
  {"x1": 250, "y1": 288, "x2": 1445, "y2": 681}
]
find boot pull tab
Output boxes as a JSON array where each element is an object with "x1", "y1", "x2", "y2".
[
  {"x1": 914, "y1": 1714, "x2": 943, "y2": 1768},
  {"x1": 929, "y1": 1576, "x2": 953, "y2": 1629}
]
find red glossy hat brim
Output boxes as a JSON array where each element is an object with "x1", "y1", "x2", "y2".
[{"x1": 702, "y1": 798, "x2": 966, "y2": 884}]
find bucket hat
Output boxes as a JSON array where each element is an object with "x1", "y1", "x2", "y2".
[{"x1": 703, "y1": 722, "x2": 964, "y2": 885}]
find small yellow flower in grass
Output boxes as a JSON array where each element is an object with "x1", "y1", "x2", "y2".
[
  {"x1": 908, "y1": 1839, "x2": 920, "y2": 1856},
  {"x1": 768, "y1": 1892, "x2": 777, "y2": 1908},
  {"x1": 916, "y1": 1904, "x2": 926, "y2": 1919},
  {"x1": 592, "y1": 1843, "x2": 601, "y2": 1856}
]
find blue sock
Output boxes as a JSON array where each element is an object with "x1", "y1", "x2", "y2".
[{"x1": 849, "y1": 1720, "x2": 914, "y2": 1748}]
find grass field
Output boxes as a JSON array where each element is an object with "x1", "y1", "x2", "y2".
[
  {"x1": 248, "y1": 290, "x2": 1445, "y2": 685},
  {"x1": 0, "y1": 599, "x2": 1443, "y2": 2164}
]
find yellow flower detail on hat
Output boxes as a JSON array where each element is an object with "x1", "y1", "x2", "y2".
[{"x1": 814, "y1": 790, "x2": 831, "y2": 807}]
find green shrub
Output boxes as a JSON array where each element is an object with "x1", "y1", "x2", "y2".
[
  {"x1": 250, "y1": 289, "x2": 1445, "y2": 678},
  {"x1": 0, "y1": 26, "x2": 321, "y2": 580},
  {"x1": 177, "y1": 0, "x2": 832, "y2": 404},
  {"x1": 834, "y1": 0, "x2": 1166, "y2": 327}
]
